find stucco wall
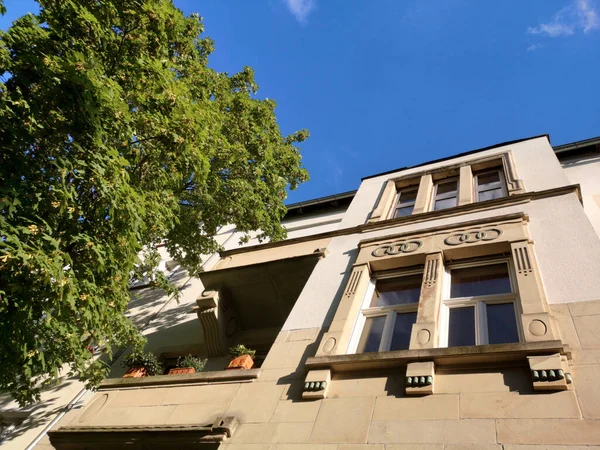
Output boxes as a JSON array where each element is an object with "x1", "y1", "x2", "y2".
[
  {"x1": 340, "y1": 136, "x2": 570, "y2": 229},
  {"x1": 562, "y1": 153, "x2": 600, "y2": 238},
  {"x1": 46, "y1": 300, "x2": 600, "y2": 448}
]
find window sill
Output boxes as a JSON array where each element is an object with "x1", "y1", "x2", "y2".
[
  {"x1": 305, "y1": 341, "x2": 569, "y2": 373},
  {"x1": 98, "y1": 368, "x2": 261, "y2": 390}
]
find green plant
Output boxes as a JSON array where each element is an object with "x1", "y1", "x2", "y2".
[
  {"x1": 228, "y1": 345, "x2": 256, "y2": 359},
  {"x1": 0, "y1": 0, "x2": 308, "y2": 406},
  {"x1": 122, "y1": 351, "x2": 163, "y2": 376},
  {"x1": 176, "y1": 354, "x2": 207, "y2": 372}
]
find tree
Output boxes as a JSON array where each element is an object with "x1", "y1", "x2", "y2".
[{"x1": 0, "y1": 0, "x2": 309, "y2": 406}]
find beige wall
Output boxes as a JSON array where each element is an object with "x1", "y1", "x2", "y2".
[
  {"x1": 48, "y1": 300, "x2": 600, "y2": 448},
  {"x1": 561, "y1": 153, "x2": 600, "y2": 238}
]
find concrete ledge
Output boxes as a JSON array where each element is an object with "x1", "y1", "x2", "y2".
[
  {"x1": 98, "y1": 369, "x2": 261, "y2": 390},
  {"x1": 306, "y1": 341, "x2": 569, "y2": 372}
]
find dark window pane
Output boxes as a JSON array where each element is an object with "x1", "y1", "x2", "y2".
[
  {"x1": 436, "y1": 180, "x2": 458, "y2": 195},
  {"x1": 394, "y1": 205, "x2": 414, "y2": 218},
  {"x1": 477, "y1": 171, "x2": 501, "y2": 187},
  {"x1": 358, "y1": 316, "x2": 386, "y2": 353},
  {"x1": 398, "y1": 189, "x2": 418, "y2": 205},
  {"x1": 390, "y1": 312, "x2": 417, "y2": 351},
  {"x1": 478, "y1": 188, "x2": 504, "y2": 202},
  {"x1": 487, "y1": 303, "x2": 519, "y2": 344},
  {"x1": 448, "y1": 307, "x2": 476, "y2": 347},
  {"x1": 434, "y1": 197, "x2": 457, "y2": 210},
  {"x1": 450, "y1": 264, "x2": 511, "y2": 298},
  {"x1": 372, "y1": 275, "x2": 422, "y2": 307}
]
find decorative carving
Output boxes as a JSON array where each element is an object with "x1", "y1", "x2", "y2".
[
  {"x1": 444, "y1": 228, "x2": 502, "y2": 246},
  {"x1": 322, "y1": 337, "x2": 336, "y2": 353},
  {"x1": 406, "y1": 375, "x2": 433, "y2": 387},
  {"x1": 514, "y1": 245, "x2": 533, "y2": 276},
  {"x1": 302, "y1": 369, "x2": 331, "y2": 400},
  {"x1": 304, "y1": 381, "x2": 327, "y2": 392},
  {"x1": 528, "y1": 319, "x2": 547, "y2": 337},
  {"x1": 423, "y1": 258, "x2": 439, "y2": 288},
  {"x1": 344, "y1": 270, "x2": 362, "y2": 298},
  {"x1": 502, "y1": 151, "x2": 525, "y2": 194},
  {"x1": 405, "y1": 361, "x2": 435, "y2": 395},
  {"x1": 416, "y1": 329, "x2": 431, "y2": 345},
  {"x1": 372, "y1": 240, "x2": 423, "y2": 257},
  {"x1": 528, "y1": 354, "x2": 570, "y2": 391}
]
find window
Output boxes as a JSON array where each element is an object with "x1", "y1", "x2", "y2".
[
  {"x1": 440, "y1": 260, "x2": 520, "y2": 347},
  {"x1": 474, "y1": 170, "x2": 506, "y2": 202},
  {"x1": 391, "y1": 188, "x2": 418, "y2": 218},
  {"x1": 353, "y1": 271, "x2": 421, "y2": 353},
  {"x1": 432, "y1": 178, "x2": 458, "y2": 211}
]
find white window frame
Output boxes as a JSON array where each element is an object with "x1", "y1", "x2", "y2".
[
  {"x1": 389, "y1": 186, "x2": 419, "y2": 219},
  {"x1": 474, "y1": 169, "x2": 507, "y2": 202},
  {"x1": 348, "y1": 269, "x2": 422, "y2": 354},
  {"x1": 431, "y1": 177, "x2": 459, "y2": 211},
  {"x1": 438, "y1": 258, "x2": 523, "y2": 348}
]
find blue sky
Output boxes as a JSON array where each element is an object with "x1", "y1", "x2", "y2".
[{"x1": 2, "y1": 1, "x2": 599, "y2": 203}]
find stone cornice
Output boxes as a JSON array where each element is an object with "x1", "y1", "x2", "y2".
[
  {"x1": 98, "y1": 368, "x2": 261, "y2": 390},
  {"x1": 219, "y1": 185, "x2": 581, "y2": 257},
  {"x1": 305, "y1": 341, "x2": 570, "y2": 373}
]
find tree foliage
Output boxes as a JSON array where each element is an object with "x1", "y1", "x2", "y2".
[{"x1": 0, "y1": 0, "x2": 308, "y2": 405}]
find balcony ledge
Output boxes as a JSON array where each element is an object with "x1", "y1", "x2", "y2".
[
  {"x1": 306, "y1": 341, "x2": 570, "y2": 373},
  {"x1": 98, "y1": 368, "x2": 261, "y2": 390}
]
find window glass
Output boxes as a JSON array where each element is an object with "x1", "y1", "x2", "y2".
[
  {"x1": 448, "y1": 307, "x2": 476, "y2": 347},
  {"x1": 371, "y1": 275, "x2": 422, "y2": 307},
  {"x1": 478, "y1": 188, "x2": 504, "y2": 202},
  {"x1": 487, "y1": 303, "x2": 519, "y2": 344},
  {"x1": 398, "y1": 189, "x2": 418, "y2": 205},
  {"x1": 394, "y1": 206, "x2": 414, "y2": 217},
  {"x1": 358, "y1": 316, "x2": 386, "y2": 353},
  {"x1": 477, "y1": 171, "x2": 501, "y2": 187},
  {"x1": 436, "y1": 180, "x2": 458, "y2": 195},
  {"x1": 450, "y1": 263, "x2": 511, "y2": 298},
  {"x1": 434, "y1": 197, "x2": 457, "y2": 210},
  {"x1": 389, "y1": 312, "x2": 417, "y2": 351}
]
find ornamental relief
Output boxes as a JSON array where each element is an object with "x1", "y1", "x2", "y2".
[
  {"x1": 444, "y1": 228, "x2": 503, "y2": 246},
  {"x1": 362, "y1": 217, "x2": 526, "y2": 262},
  {"x1": 371, "y1": 240, "x2": 423, "y2": 257}
]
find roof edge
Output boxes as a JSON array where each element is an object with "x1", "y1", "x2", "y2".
[{"x1": 361, "y1": 134, "x2": 550, "y2": 181}]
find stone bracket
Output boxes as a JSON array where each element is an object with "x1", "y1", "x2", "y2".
[
  {"x1": 196, "y1": 289, "x2": 240, "y2": 357},
  {"x1": 405, "y1": 361, "x2": 435, "y2": 395},
  {"x1": 528, "y1": 353, "x2": 571, "y2": 391},
  {"x1": 302, "y1": 369, "x2": 331, "y2": 400}
]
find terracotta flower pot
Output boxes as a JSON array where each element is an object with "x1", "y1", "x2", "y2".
[
  {"x1": 168, "y1": 367, "x2": 196, "y2": 375},
  {"x1": 227, "y1": 354, "x2": 254, "y2": 370},
  {"x1": 123, "y1": 367, "x2": 147, "y2": 378}
]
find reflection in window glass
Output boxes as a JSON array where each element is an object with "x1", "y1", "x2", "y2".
[
  {"x1": 477, "y1": 171, "x2": 500, "y2": 187},
  {"x1": 358, "y1": 316, "x2": 386, "y2": 353},
  {"x1": 371, "y1": 275, "x2": 422, "y2": 307},
  {"x1": 393, "y1": 189, "x2": 418, "y2": 218},
  {"x1": 434, "y1": 197, "x2": 457, "y2": 210},
  {"x1": 487, "y1": 303, "x2": 519, "y2": 344},
  {"x1": 478, "y1": 188, "x2": 504, "y2": 202},
  {"x1": 389, "y1": 312, "x2": 417, "y2": 351},
  {"x1": 448, "y1": 306, "x2": 476, "y2": 347},
  {"x1": 394, "y1": 206, "x2": 414, "y2": 217},
  {"x1": 437, "y1": 180, "x2": 458, "y2": 195},
  {"x1": 450, "y1": 264, "x2": 511, "y2": 298}
]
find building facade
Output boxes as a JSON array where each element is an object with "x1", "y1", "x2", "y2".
[{"x1": 4, "y1": 134, "x2": 600, "y2": 449}]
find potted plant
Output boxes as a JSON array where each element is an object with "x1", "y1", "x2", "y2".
[
  {"x1": 122, "y1": 350, "x2": 163, "y2": 378},
  {"x1": 227, "y1": 344, "x2": 256, "y2": 370},
  {"x1": 168, "y1": 354, "x2": 207, "y2": 375}
]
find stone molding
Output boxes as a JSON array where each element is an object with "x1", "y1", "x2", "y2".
[
  {"x1": 306, "y1": 340, "x2": 569, "y2": 372},
  {"x1": 48, "y1": 417, "x2": 238, "y2": 449},
  {"x1": 217, "y1": 185, "x2": 581, "y2": 258},
  {"x1": 367, "y1": 150, "x2": 526, "y2": 222},
  {"x1": 98, "y1": 368, "x2": 261, "y2": 390}
]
